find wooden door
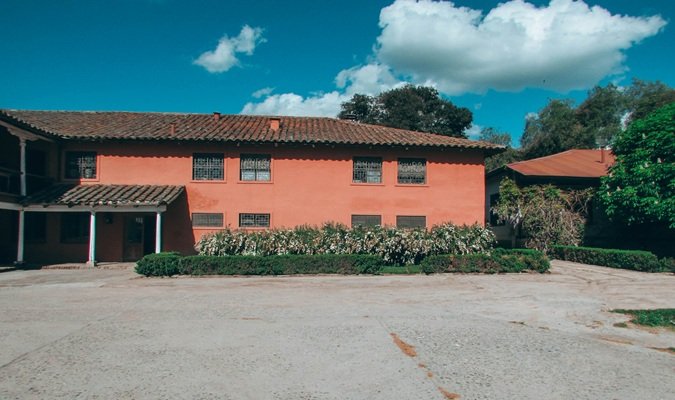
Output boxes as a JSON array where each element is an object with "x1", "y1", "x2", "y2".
[{"x1": 123, "y1": 216, "x2": 145, "y2": 261}]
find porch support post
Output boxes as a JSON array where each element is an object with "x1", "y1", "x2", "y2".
[
  {"x1": 155, "y1": 211, "x2": 163, "y2": 253},
  {"x1": 87, "y1": 211, "x2": 97, "y2": 266},
  {"x1": 15, "y1": 210, "x2": 25, "y2": 265},
  {"x1": 19, "y1": 138, "x2": 26, "y2": 196}
]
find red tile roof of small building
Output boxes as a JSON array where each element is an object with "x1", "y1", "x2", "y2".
[
  {"x1": 0, "y1": 110, "x2": 503, "y2": 152},
  {"x1": 24, "y1": 184, "x2": 184, "y2": 207},
  {"x1": 506, "y1": 149, "x2": 615, "y2": 178}
]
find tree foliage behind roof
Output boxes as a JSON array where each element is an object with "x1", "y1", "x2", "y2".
[
  {"x1": 338, "y1": 85, "x2": 473, "y2": 138},
  {"x1": 520, "y1": 79, "x2": 675, "y2": 160},
  {"x1": 599, "y1": 102, "x2": 675, "y2": 228}
]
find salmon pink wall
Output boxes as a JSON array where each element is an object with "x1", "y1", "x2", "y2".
[{"x1": 49, "y1": 141, "x2": 486, "y2": 258}]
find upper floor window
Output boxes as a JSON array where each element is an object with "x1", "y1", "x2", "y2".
[
  {"x1": 351, "y1": 214, "x2": 381, "y2": 227},
  {"x1": 398, "y1": 158, "x2": 426, "y2": 184},
  {"x1": 396, "y1": 216, "x2": 426, "y2": 229},
  {"x1": 239, "y1": 213, "x2": 270, "y2": 228},
  {"x1": 353, "y1": 157, "x2": 382, "y2": 183},
  {"x1": 65, "y1": 151, "x2": 96, "y2": 179},
  {"x1": 193, "y1": 153, "x2": 224, "y2": 181},
  {"x1": 240, "y1": 154, "x2": 271, "y2": 181}
]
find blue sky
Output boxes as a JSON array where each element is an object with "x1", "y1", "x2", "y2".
[{"x1": 1, "y1": 0, "x2": 672, "y2": 145}]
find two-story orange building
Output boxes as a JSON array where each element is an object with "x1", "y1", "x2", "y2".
[{"x1": 0, "y1": 110, "x2": 502, "y2": 264}]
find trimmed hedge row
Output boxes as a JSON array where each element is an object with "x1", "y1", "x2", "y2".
[
  {"x1": 420, "y1": 248, "x2": 550, "y2": 274},
  {"x1": 550, "y1": 245, "x2": 672, "y2": 273},
  {"x1": 135, "y1": 253, "x2": 386, "y2": 277}
]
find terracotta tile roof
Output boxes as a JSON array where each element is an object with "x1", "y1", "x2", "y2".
[
  {"x1": 24, "y1": 184, "x2": 184, "y2": 207},
  {"x1": 0, "y1": 110, "x2": 503, "y2": 152},
  {"x1": 507, "y1": 149, "x2": 615, "y2": 178}
]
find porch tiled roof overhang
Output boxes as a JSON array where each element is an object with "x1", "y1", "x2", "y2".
[{"x1": 22, "y1": 184, "x2": 184, "y2": 210}]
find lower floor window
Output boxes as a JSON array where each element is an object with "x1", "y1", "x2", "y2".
[
  {"x1": 351, "y1": 214, "x2": 381, "y2": 227},
  {"x1": 239, "y1": 213, "x2": 270, "y2": 228},
  {"x1": 25, "y1": 213, "x2": 47, "y2": 243},
  {"x1": 192, "y1": 213, "x2": 224, "y2": 227},
  {"x1": 61, "y1": 213, "x2": 90, "y2": 243},
  {"x1": 396, "y1": 216, "x2": 426, "y2": 229}
]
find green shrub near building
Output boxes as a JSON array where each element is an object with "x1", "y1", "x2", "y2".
[
  {"x1": 136, "y1": 253, "x2": 386, "y2": 277},
  {"x1": 550, "y1": 245, "x2": 672, "y2": 272},
  {"x1": 421, "y1": 248, "x2": 550, "y2": 274}
]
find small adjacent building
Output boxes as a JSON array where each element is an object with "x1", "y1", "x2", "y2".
[
  {"x1": 0, "y1": 110, "x2": 502, "y2": 264},
  {"x1": 486, "y1": 149, "x2": 615, "y2": 247}
]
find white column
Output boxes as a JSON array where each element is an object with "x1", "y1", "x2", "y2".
[
  {"x1": 88, "y1": 212, "x2": 97, "y2": 266},
  {"x1": 16, "y1": 210, "x2": 25, "y2": 264},
  {"x1": 155, "y1": 211, "x2": 163, "y2": 253},
  {"x1": 19, "y1": 138, "x2": 26, "y2": 196}
]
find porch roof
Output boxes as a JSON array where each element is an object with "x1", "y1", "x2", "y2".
[{"x1": 23, "y1": 184, "x2": 184, "y2": 208}]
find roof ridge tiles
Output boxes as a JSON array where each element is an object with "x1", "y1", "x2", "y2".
[{"x1": 0, "y1": 109, "x2": 503, "y2": 152}]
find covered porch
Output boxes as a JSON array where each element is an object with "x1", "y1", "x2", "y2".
[{"x1": 18, "y1": 184, "x2": 185, "y2": 265}]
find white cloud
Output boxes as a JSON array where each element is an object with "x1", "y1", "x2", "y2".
[
  {"x1": 241, "y1": 91, "x2": 347, "y2": 117},
  {"x1": 464, "y1": 124, "x2": 482, "y2": 140},
  {"x1": 194, "y1": 25, "x2": 265, "y2": 73},
  {"x1": 375, "y1": 0, "x2": 666, "y2": 94},
  {"x1": 242, "y1": 0, "x2": 666, "y2": 116},
  {"x1": 241, "y1": 63, "x2": 403, "y2": 116},
  {"x1": 251, "y1": 87, "x2": 274, "y2": 98}
]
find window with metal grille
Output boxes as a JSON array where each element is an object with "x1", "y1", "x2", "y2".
[
  {"x1": 396, "y1": 216, "x2": 426, "y2": 229},
  {"x1": 398, "y1": 158, "x2": 426, "y2": 184},
  {"x1": 351, "y1": 214, "x2": 381, "y2": 227},
  {"x1": 192, "y1": 153, "x2": 224, "y2": 180},
  {"x1": 353, "y1": 157, "x2": 382, "y2": 183},
  {"x1": 60, "y1": 213, "x2": 90, "y2": 243},
  {"x1": 239, "y1": 213, "x2": 270, "y2": 228},
  {"x1": 240, "y1": 154, "x2": 271, "y2": 181},
  {"x1": 192, "y1": 213, "x2": 224, "y2": 227},
  {"x1": 65, "y1": 151, "x2": 97, "y2": 179}
]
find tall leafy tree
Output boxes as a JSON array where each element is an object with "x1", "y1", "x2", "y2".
[
  {"x1": 624, "y1": 78, "x2": 675, "y2": 123},
  {"x1": 520, "y1": 99, "x2": 587, "y2": 159},
  {"x1": 479, "y1": 127, "x2": 522, "y2": 171},
  {"x1": 339, "y1": 85, "x2": 472, "y2": 138},
  {"x1": 599, "y1": 103, "x2": 675, "y2": 228},
  {"x1": 576, "y1": 84, "x2": 626, "y2": 143},
  {"x1": 520, "y1": 80, "x2": 675, "y2": 160}
]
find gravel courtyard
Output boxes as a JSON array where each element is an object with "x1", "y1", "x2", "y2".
[{"x1": 0, "y1": 260, "x2": 673, "y2": 400}]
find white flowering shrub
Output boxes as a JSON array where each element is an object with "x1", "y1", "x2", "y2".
[{"x1": 195, "y1": 222, "x2": 495, "y2": 265}]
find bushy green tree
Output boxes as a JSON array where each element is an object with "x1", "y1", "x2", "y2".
[
  {"x1": 493, "y1": 178, "x2": 592, "y2": 252},
  {"x1": 521, "y1": 79, "x2": 675, "y2": 159},
  {"x1": 479, "y1": 127, "x2": 522, "y2": 171},
  {"x1": 339, "y1": 85, "x2": 472, "y2": 138},
  {"x1": 599, "y1": 103, "x2": 675, "y2": 227}
]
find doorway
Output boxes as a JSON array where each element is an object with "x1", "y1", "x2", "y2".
[{"x1": 123, "y1": 215, "x2": 156, "y2": 261}]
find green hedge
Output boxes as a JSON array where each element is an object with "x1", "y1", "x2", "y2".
[
  {"x1": 420, "y1": 249, "x2": 550, "y2": 274},
  {"x1": 135, "y1": 252, "x2": 181, "y2": 277},
  {"x1": 135, "y1": 253, "x2": 386, "y2": 277},
  {"x1": 550, "y1": 245, "x2": 671, "y2": 272}
]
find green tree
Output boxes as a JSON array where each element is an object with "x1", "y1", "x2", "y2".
[
  {"x1": 520, "y1": 80, "x2": 675, "y2": 160},
  {"x1": 624, "y1": 78, "x2": 675, "y2": 123},
  {"x1": 493, "y1": 178, "x2": 592, "y2": 252},
  {"x1": 599, "y1": 103, "x2": 675, "y2": 227},
  {"x1": 339, "y1": 85, "x2": 472, "y2": 138},
  {"x1": 521, "y1": 99, "x2": 587, "y2": 159},
  {"x1": 479, "y1": 127, "x2": 522, "y2": 171},
  {"x1": 576, "y1": 84, "x2": 626, "y2": 143},
  {"x1": 479, "y1": 127, "x2": 512, "y2": 146}
]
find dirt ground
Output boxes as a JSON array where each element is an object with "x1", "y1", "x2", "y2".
[{"x1": 0, "y1": 260, "x2": 673, "y2": 399}]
